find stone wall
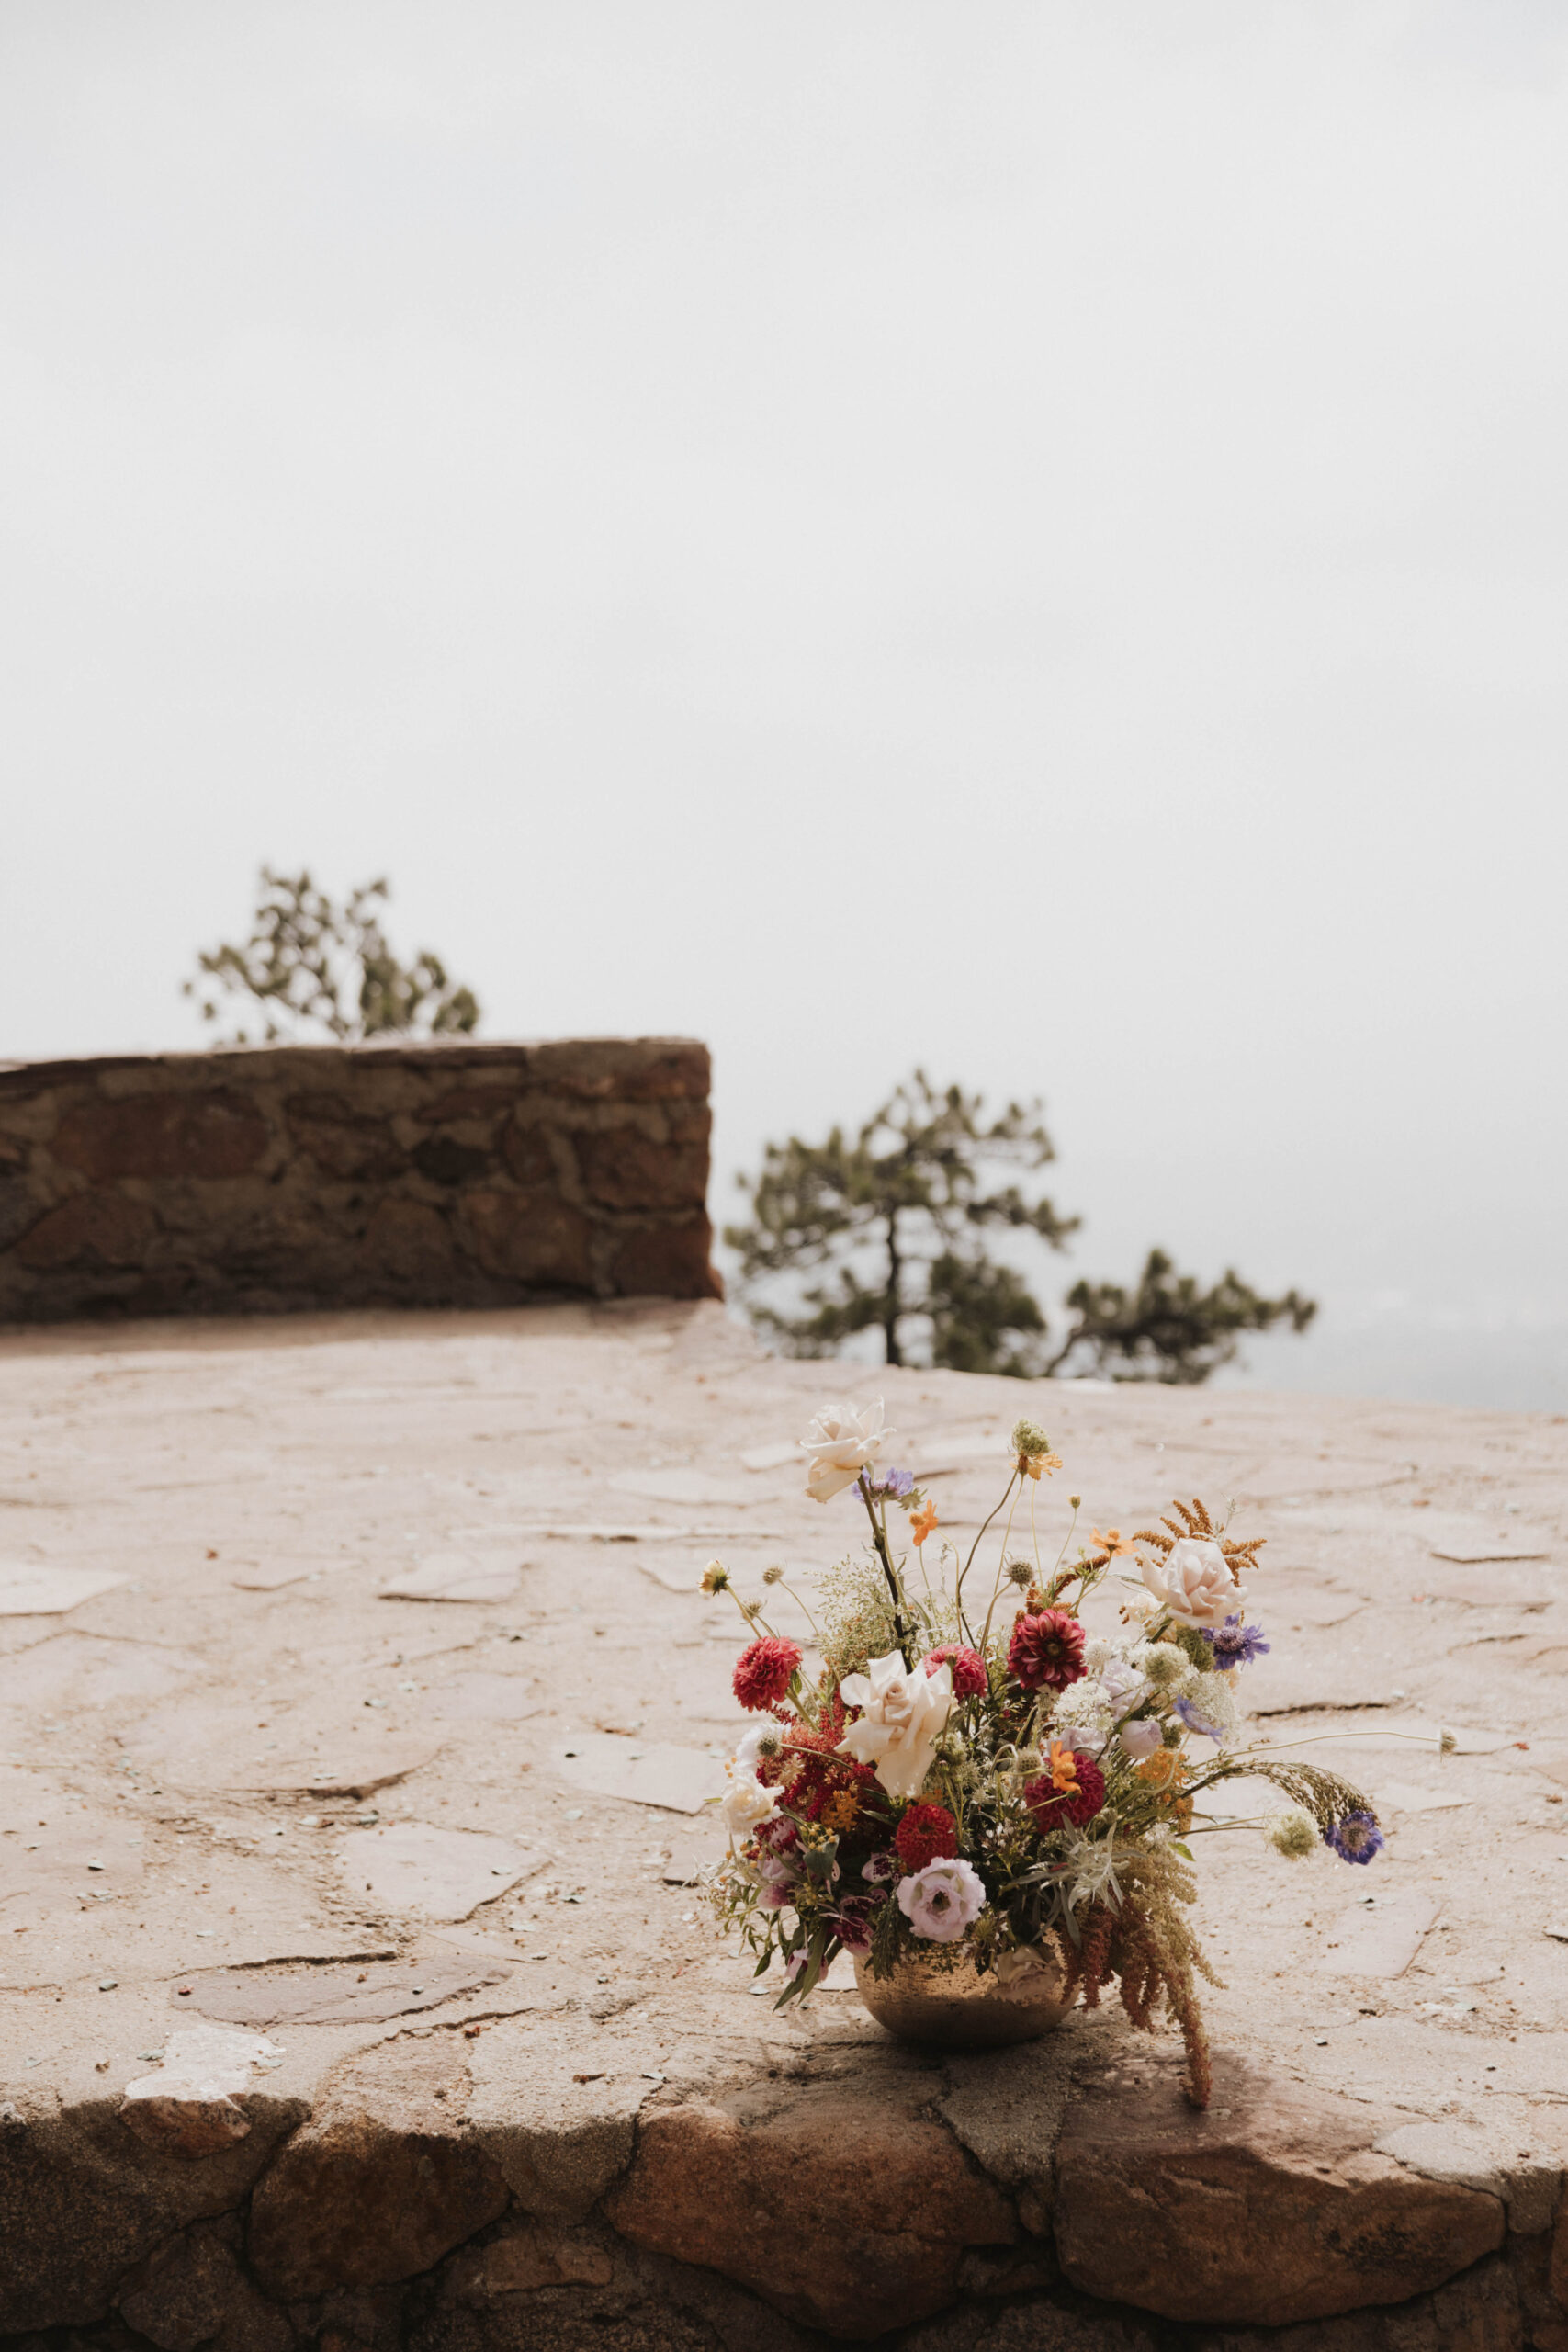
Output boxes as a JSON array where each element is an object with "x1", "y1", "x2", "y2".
[{"x1": 0, "y1": 1038, "x2": 720, "y2": 1324}]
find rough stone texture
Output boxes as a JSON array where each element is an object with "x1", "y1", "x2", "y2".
[
  {"x1": 246, "y1": 2039, "x2": 509, "y2": 2298},
  {"x1": 606, "y1": 2059, "x2": 1016, "y2": 2335},
  {"x1": 0, "y1": 1301, "x2": 1565, "y2": 2351},
  {"x1": 1054, "y1": 2046, "x2": 1505, "y2": 2324},
  {"x1": 0, "y1": 1039, "x2": 719, "y2": 1324}
]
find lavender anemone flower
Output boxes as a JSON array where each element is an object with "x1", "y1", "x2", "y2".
[
  {"x1": 1201, "y1": 1614, "x2": 1270, "y2": 1669},
  {"x1": 1325, "y1": 1811, "x2": 1383, "y2": 1866}
]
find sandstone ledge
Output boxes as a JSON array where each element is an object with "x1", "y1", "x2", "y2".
[
  {"x1": 0, "y1": 2021, "x2": 1561, "y2": 2349},
  {"x1": 1, "y1": 1303, "x2": 1565, "y2": 2350}
]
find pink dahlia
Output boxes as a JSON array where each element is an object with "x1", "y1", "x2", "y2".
[
  {"x1": 922, "y1": 1644, "x2": 987, "y2": 1698},
  {"x1": 732, "y1": 1636, "x2": 802, "y2": 1711},
  {"x1": 1025, "y1": 1751, "x2": 1106, "y2": 1831},
  {"x1": 1008, "y1": 1608, "x2": 1087, "y2": 1693},
  {"x1": 894, "y1": 1802, "x2": 959, "y2": 1872}
]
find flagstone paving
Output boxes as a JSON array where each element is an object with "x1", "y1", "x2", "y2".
[{"x1": 1, "y1": 1300, "x2": 1566, "y2": 2347}]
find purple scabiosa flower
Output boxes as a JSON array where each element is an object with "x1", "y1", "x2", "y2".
[
  {"x1": 1201, "y1": 1614, "x2": 1270, "y2": 1668},
  {"x1": 1325, "y1": 1811, "x2": 1383, "y2": 1865},
  {"x1": 1174, "y1": 1693, "x2": 1226, "y2": 1743},
  {"x1": 870, "y1": 1466, "x2": 915, "y2": 1499}
]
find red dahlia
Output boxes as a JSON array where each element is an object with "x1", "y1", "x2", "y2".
[
  {"x1": 921, "y1": 1644, "x2": 987, "y2": 1698},
  {"x1": 1024, "y1": 1752, "x2": 1106, "y2": 1829},
  {"x1": 1008, "y1": 1608, "x2": 1086, "y2": 1692},
  {"x1": 894, "y1": 1803, "x2": 960, "y2": 1871},
  {"x1": 732, "y1": 1636, "x2": 803, "y2": 1711}
]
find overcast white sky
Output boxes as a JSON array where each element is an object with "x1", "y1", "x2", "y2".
[{"x1": 3, "y1": 3, "x2": 1565, "y2": 1406}]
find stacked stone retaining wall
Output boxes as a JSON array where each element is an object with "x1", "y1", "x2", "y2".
[{"x1": 0, "y1": 1038, "x2": 719, "y2": 1324}]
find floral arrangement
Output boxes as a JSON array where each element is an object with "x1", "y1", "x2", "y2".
[{"x1": 705, "y1": 1401, "x2": 1383, "y2": 2107}]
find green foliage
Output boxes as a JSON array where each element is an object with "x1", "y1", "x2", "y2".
[
  {"x1": 185, "y1": 868, "x2": 480, "y2": 1046},
  {"x1": 728, "y1": 1074, "x2": 1316, "y2": 1385},
  {"x1": 1046, "y1": 1249, "x2": 1316, "y2": 1385},
  {"x1": 724, "y1": 1072, "x2": 1077, "y2": 1375}
]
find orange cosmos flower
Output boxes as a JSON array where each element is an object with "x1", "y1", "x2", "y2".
[
  {"x1": 910, "y1": 1500, "x2": 939, "y2": 1547},
  {"x1": 1091, "y1": 1526, "x2": 1136, "y2": 1560}
]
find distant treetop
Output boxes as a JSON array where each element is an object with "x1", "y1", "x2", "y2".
[
  {"x1": 185, "y1": 868, "x2": 480, "y2": 1046},
  {"x1": 726, "y1": 1069, "x2": 1316, "y2": 1385}
]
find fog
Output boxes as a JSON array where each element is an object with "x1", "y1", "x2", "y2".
[{"x1": 3, "y1": 3, "x2": 1565, "y2": 1406}]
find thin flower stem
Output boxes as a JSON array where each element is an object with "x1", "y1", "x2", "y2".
[
  {"x1": 954, "y1": 1471, "x2": 1021, "y2": 1642},
  {"x1": 858, "y1": 1472, "x2": 912, "y2": 1658},
  {"x1": 776, "y1": 1580, "x2": 822, "y2": 1640}
]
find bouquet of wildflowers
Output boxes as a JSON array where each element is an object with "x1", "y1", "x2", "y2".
[{"x1": 705, "y1": 1403, "x2": 1382, "y2": 2107}]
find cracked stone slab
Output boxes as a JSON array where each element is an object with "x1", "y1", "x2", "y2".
[
  {"x1": 1374, "y1": 2119, "x2": 1565, "y2": 2235},
  {"x1": 338, "y1": 1820, "x2": 547, "y2": 1919},
  {"x1": 0, "y1": 1560, "x2": 127, "y2": 1614},
  {"x1": 1320, "y1": 1889, "x2": 1440, "y2": 1977},
  {"x1": 935, "y1": 2035, "x2": 1077, "y2": 2233},
  {"x1": 181, "y1": 1947, "x2": 513, "y2": 2028},
  {"x1": 420, "y1": 1668, "x2": 541, "y2": 1722},
  {"x1": 1054, "y1": 2047, "x2": 1505, "y2": 2324},
  {"x1": 378, "y1": 1551, "x2": 523, "y2": 1602},
  {"x1": 555, "y1": 1731, "x2": 726, "y2": 1814}
]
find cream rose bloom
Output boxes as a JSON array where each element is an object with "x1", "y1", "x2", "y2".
[
  {"x1": 836, "y1": 1649, "x2": 952, "y2": 1799},
  {"x1": 1143, "y1": 1535, "x2": 1244, "y2": 1629},
  {"x1": 800, "y1": 1399, "x2": 893, "y2": 1503},
  {"x1": 720, "y1": 1769, "x2": 780, "y2": 1838}
]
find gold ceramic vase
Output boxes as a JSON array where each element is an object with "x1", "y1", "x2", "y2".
[{"x1": 852, "y1": 1945, "x2": 1075, "y2": 2051}]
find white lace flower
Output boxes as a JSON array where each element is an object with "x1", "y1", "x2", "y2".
[
  {"x1": 1131, "y1": 1640, "x2": 1189, "y2": 1689},
  {"x1": 734, "y1": 1721, "x2": 787, "y2": 1774},
  {"x1": 1174, "y1": 1668, "x2": 1240, "y2": 1745},
  {"x1": 1144, "y1": 1536, "x2": 1243, "y2": 1629},
  {"x1": 836, "y1": 1649, "x2": 953, "y2": 1800},
  {"x1": 800, "y1": 1399, "x2": 893, "y2": 1504}
]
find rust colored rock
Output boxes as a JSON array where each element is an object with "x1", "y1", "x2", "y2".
[
  {"x1": 247, "y1": 2046, "x2": 507, "y2": 2300},
  {"x1": 576, "y1": 1123, "x2": 709, "y2": 1211},
  {"x1": 15, "y1": 1192, "x2": 156, "y2": 1271},
  {"x1": 612, "y1": 1220, "x2": 721, "y2": 1300},
  {"x1": 1053, "y1": 2051, "x2": 1505, "y2": 2326},
  {"x1": 481, "y1": 2222, "x2": 615, "y2": 2290},
  {"x1": 362, "y1": 1198, "x2": 455, "y2": 1282},
  {"x1": 118, "y1": 2217, "x2": 289, "y2": 2352},
  {"x1": 605, "y1": 2075, "x2": 1014, "y2": 2336},
  {"x1": 54, "y1": 1091, "x2": 268, "y2": 1181},
  {"x1": 415, "y1": 1086, "x2": 522, "y2": 1125},
  {"x1": 285, "y1": 1095, "x2": 407, "y2": 1181},
  {"x1": 462, "y1": 1187, "x2": 595, "y2": 1287},
  {"x1": 501, "y1": 1121, "x2": 560, "y2": 1187}
]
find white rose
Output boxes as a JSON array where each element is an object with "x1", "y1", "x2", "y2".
[
  {"x1": 1143, "y1": 1536, "x2": 1244, "y2": 1630},
  {"x1": 720, "y1": 1770, "x2": 780, "y2": 1838},
  {"x1": 800, "y1": 1399, "x2": 892, "y2": 1504},
  {"x1": 836, "y1": 1649, "x2": 953, "y2": 1801}
]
